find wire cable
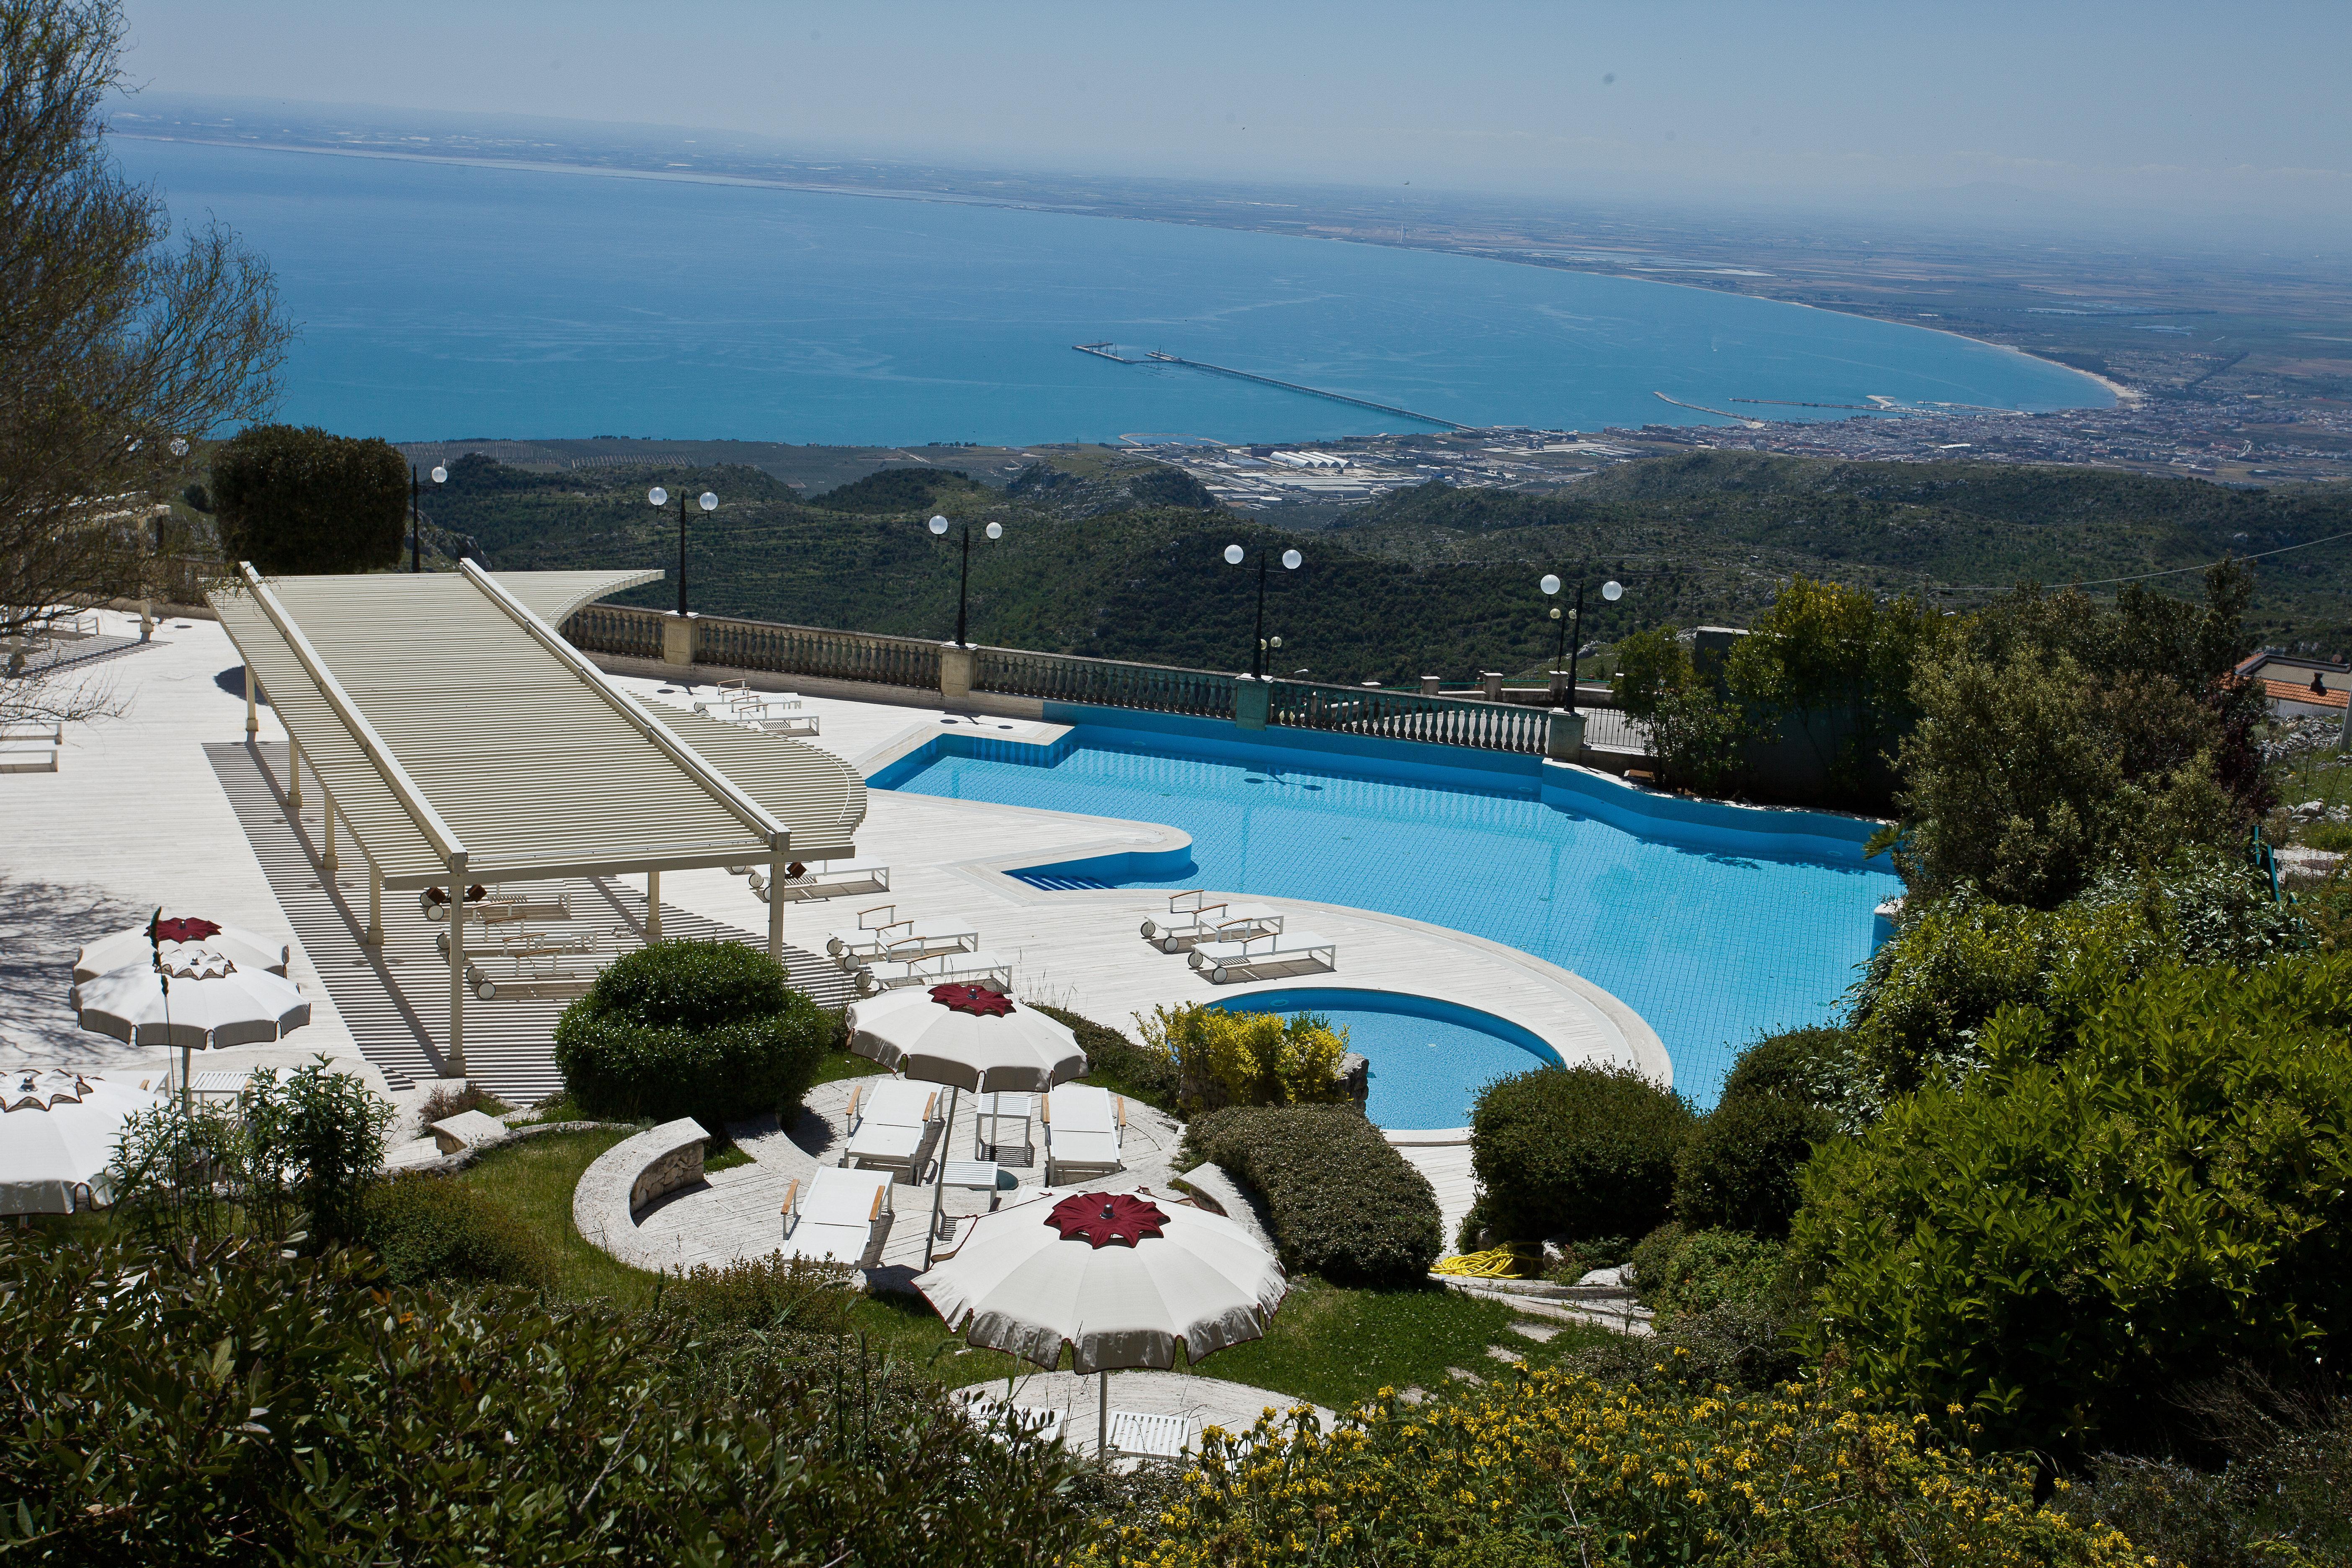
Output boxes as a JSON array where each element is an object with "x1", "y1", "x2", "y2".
[{"x1": 1928, "y1": 527, "x2": 2352, "y2": 593}]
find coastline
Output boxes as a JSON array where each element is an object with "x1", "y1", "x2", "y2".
[{"x1": 116, "y1": 132, "x2": 2124, "y2": 420}]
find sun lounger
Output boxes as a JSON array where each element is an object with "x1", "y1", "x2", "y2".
[
  {"x1": 841, "y1": 1078, "x2": 946, "y2": 1181},
  {"x1": 1108, "y1": 1410, "x2": 1191, "y2": 1458},
  {"x1": 419, "y1": 885, "x2": 572, "y2": 924},
  {"x1": 1140, "y1": 896, "x2": 1285, "y2": 952},
  {"x1": 437, "y1": 923, "x2": 621, "y2": 961},
  {"x1": 462, "y1": 949, "x2": 607, "y2": 1001},
  {"x1": 852, "y1": 948, "x2": 1014, "y2": 997},
  {"x1": 1187, "y1": 929, "x2": 1338, "y2": 985},
  {"x1": 750, "y1": 859, "x2": 892, "y2": 904},
  {"x1": 830, "y1": 923, "x2": 981, "y2": 972},
  {"x1": 0, "y1": 722, "x2": 62, "y2": 774},
  {"x1": 1043, "y1": 1084, "x2": 1126, "y2": 1185},
  {"x1": 779, "y1": 1166, "x2": 894, "y2": 1267}
]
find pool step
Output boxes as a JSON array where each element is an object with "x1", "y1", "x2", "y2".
[{"x1": 1008, "y1": 871, "x2": 1114, "y2": 891}]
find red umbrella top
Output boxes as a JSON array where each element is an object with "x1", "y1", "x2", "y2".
[
  {"x1": 1047, "y1": 1191, "x2": 1168, "y2": 1250},
  {"x1": 152, "y1": 917, "x2": 221, "y2": 946},
  {"x1": 930, "y1": 983, "x2": 1015, "y2": 1018}
]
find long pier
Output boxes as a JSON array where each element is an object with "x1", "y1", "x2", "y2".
[
  {"x1": 1652, "y1": 390, "x2": 1764, "y2": 427},
  {"x1": 1070, "y1": 343, "x2": 1470, "y2": 431}
]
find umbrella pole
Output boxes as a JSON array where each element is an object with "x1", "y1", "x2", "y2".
[
  {"x1": 924, "y1": 1083, "x2": 962, "y2": 1269},
  {"x1": 1099, "y1": 1370, "x2": 1109, "y2": 1459}
]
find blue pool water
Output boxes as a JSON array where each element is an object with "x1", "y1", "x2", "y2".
[
  {"x1": 878, "y1": 722, "x2": 1903, "y2": 1107},
  {"x1": 115, "y1": 139, "x2": 2109, "y2": 444},
  {"x1": 1207, "y1": 988, "x2": 1562, "y2": 1130}
]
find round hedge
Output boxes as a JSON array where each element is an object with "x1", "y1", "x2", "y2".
[
  {"x1": 359, "y1": 1173, "x2": 552, "y2": 1288},
  {"x1": 553, "y1": 941, "x2": 831, "y2": 1129},
  {"x1": 1469, "y1": 1065, "x2": 1692, "y2": 1243},
  {"x1": 1673, "y1": 1092, "x2": 1837, "y2": 1239},
  {"x1": 1716, "y1": 1026, "x2": 1855, "y2": 1111}
]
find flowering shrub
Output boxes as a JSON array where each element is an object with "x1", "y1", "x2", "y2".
[
  {"x1": 1136, "y1": 1002, "x2": 1347, "y2": 1115},
  {"x1": 1084, "y1": 1362, "x2": 2141, "y2": 1567}
]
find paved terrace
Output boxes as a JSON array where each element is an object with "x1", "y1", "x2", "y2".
[{"x1": 6, "y1": 614, "x2": 1672, "y2": 1245}]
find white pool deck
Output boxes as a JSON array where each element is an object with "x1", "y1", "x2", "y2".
[{"x1": 1, "y1": 611, "x2": 1679, "y2": 1248}]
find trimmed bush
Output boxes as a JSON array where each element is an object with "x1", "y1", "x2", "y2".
[
  {"x1": 210, "y1": 423, "x2": 407, "y2": 574},
  {"x1": 358, "y1": 1173, "x2": 552, "y2": 1288},
  {"x1": 1184, "y1": 1105, "x2": 1441, "y2": 1286},
  {"x1": 554, "y1": 941, "x2": 830, "y2": 1129},
  {"x1": 1032, "y1": 1003, "x2": 1181, "y2": 1113},
  {"x1": 1798, "y1": 953, "x2": 2352, "y2": 1456},
  {"x1": 1673, "y1": 1091, "x2": 1836, "y2": 1239},
  {"x1": 1715, "y1": 1025, "x2": 1858, "y2": 1113},
  {"x1": 1468, "y1": 1065, "x2": 1692, "y2": 1244}
]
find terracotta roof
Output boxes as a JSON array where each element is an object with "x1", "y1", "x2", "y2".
[{"x1": 2263, "y1": 678, "x2": 2348, "y2": 709}]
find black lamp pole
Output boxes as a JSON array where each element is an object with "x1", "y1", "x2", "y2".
[
  {"x1": 409, "y1": 467, "x2": 420, "y2": 573},
  {"x1": 1250, "y1": 550, "x2": 1270, "y2": 681},
  {"x1": 676, "y1": 491, "x2": 689, "y2": 617},
  {"x1": 1564, "y1": 580, "x2": 1586, "y2": 715},
  {"x1": 955, "y1": 524, "x2": 972, "y2": 647}
]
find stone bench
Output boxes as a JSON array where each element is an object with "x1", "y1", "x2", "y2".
[{"x1": 572, "y1": 1117, "x2": 711, "y2": 1269}]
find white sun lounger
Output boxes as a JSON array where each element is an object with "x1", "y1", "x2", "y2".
[
  {"x1": 853, "y1": 948, "x2": 1013, "y2": 997},
  {"x1": 1187, "y1": 929, "x2": 1339, "y2": 984},
  {"x1": 437, "y1": 923, "x2": 624, "y2": 961},
  {"x1": 419, "y1": 885, "x2": 572, "y2": 924},
  {"x1": 1109, "y1": 1409, "x2": 1191, "y2": 1458},
  {"x1": 779, "y1": 1166, "x2": 894, "y2": 1267},
  {"x1": 751, "y1": 859, "x2": 892, "y2": 903},
  {"x1": 462, "y1": 951, "x2": 606, "y2": 1002},
  {"x1": 1140, "y1": 897, "x2": 1286, "y2": 952},
  {"x1": 1043, "y1": 1084, "x2": 1126, "y2": 1185},
  {"x1": 825, "y1": 905, "x2": 980, "y2": 967},
  {"x1": 841, "y1": 1078, "x2": 946, "y2": 1181}
]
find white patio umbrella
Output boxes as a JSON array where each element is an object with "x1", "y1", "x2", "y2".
[
  {"x1": 72, "y1": 951, "x2": 309, "y2": 1050},
  {"x1": 916, "y1": 1185, "x2": 1288, "y2": 1454},
  {"x1": 75, "y1": 918, "x2": 289, "y2": 984},
  {"x1": 0, "y1": 1068, "x2": 165, "y2": 1214},
  {"x1": 843, "y1": 984, "x2": 1088, "y2": 1093},
  {"x1": 846, "y1": 984, "x2": 1091, "y2": 1262}
]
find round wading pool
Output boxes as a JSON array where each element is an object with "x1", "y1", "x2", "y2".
[{"x1": 1203, "y1": 988, "x2": 1563, "y2": 1132}]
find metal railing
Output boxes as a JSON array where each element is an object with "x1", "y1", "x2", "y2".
[
  {"x1": 561, "y1": 601, "x2": 1556, "y2": 756},
  {"x1": 976, "y1": 647, "x2": 1236, "y2": 718},
  {"x1": 1267, "y1": 679, "x2": 1551, "y2": 755}
]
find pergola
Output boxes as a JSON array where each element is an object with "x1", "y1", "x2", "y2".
[{"x1": 209, "y1": 562, "x2": 866, "y2": 1070}]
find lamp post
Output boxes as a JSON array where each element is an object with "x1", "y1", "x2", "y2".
[
  {"x1": 648, "y1": 486, "x2": 718, "y2": 615},
  {"x1": 410, "y1": 464, "x2": 447, "y2": 572},
  {"x1": 1223, "y1": 542, "x2": 1302, "y2": 679},
  {"x1": 928, "y1": 513, "x2": 1003, "y2": 647},
  {"x1": 1539, "y1": 573, "x2": 1623, "y2": 714}
]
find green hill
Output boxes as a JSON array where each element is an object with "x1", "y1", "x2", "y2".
[{"x1": 420, "y1": 450, "x2": 2352, "y2": 684}]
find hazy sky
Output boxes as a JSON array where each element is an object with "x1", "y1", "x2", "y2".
[{"x1": 120, "y1": 1, "x2": 2352, "y2": 233}]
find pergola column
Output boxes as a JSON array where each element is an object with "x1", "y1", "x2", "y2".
[
  {"x1": 321, "y1": 787, "x2": 339, "y2": 874},
  {"x1": 365, "y1": 861, "x2": 383, "y2": 947},
  {"x1": 245, "y1": 665, "x2": 259, "y2": 738},
  {"x1": 768, "y1": 852, "x2": 785, "y2": 963},
  {"x1": 647, "y1": 870, "x2": 663, "y2": 943},
  {"x1": 286, "y1": 737, "x2": 303, "y2": 810},
  {"x1": 446, "y1": 864, "x2": 469, "y2": 1077}
]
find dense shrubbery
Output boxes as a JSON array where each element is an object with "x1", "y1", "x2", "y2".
[
  {"x1": 1674, "y1": 1091, "x2": 1835, "y2": 1239},
  {"x1": 1184, "y1": 1104, "x2": 1441, "y2": 1286},
  {"x1": 1138, "y1": 1003, "x2": 1348, "y2": 1115},
  {"x1": 1848, "y1": 858, "x2": 2312, "y2": 1101},
  {"x1": 1033, "y1": 1003, "x2": 1181, "y2": 1112},
  {"x1": 554, "y1": 941, "x2": 831, "y2": 1129},
  {"x1": 359, "y1": 1173, "x2": 554, "y2": 1289},
  {"x1": 664, "y1": 1251, "x2": 857, "y2": 1336},
  {"x1": 109, "y1": 1057, "x2": 392, "y2": 1248},
  {"x1": 211, "y1": 423, "x2": 407, "y2": 573},
  {"x1": 1467, "y1": 1065, "x2": 1691, "y2": 1245},
  {"x1": 1628, "y1": 1225, "x2": 1793, "y2": 1324},
  {"x1": 0, "y1": 1234, "x2": 1091, "y2": 1565},
  {"x1": 1086, "y1": 1367, "x2": 2141, "y2": 1568},
  {"x1": 1888, "y1": 565, "x2": 2269, "y2": 906},
  {"x1": 1798, "y1": 954, "x2": 2352, "y2": 1455}
]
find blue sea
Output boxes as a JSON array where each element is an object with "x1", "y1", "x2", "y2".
[{"x1": 116, "y1": 139, "x2": 2111, "y2": 445}]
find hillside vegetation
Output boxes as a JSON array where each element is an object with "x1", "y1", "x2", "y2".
[{"x1": 420, "y1": 450, "x2": 2352, "y2": 683}]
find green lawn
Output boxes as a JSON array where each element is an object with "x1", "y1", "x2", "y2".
[{"x1": 451, "y1": 1130, "x2": 1615, "y2": 1411}]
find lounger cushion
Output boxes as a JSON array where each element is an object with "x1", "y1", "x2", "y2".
[
  {"x1": 858, "y1": 1080, "x2": 938, "y2": 1127},
  {"x1": 782, "y1": 1220, "x2": 872, "y2": 1264},
  {"x1": 1049, "y1": 1128, "x2": 1122, "y2": 1171},
  {"x1": 1045, "y1": 1086, "x2": 1118, "y2": 1135}
]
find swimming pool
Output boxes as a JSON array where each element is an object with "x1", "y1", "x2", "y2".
[
  {"x1": 1207, "y1": 988, "x2": 1561, "y2": 1130},
  {"x1": 874, "y1": 714, "x2": 1902, "y2": 1106}
]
